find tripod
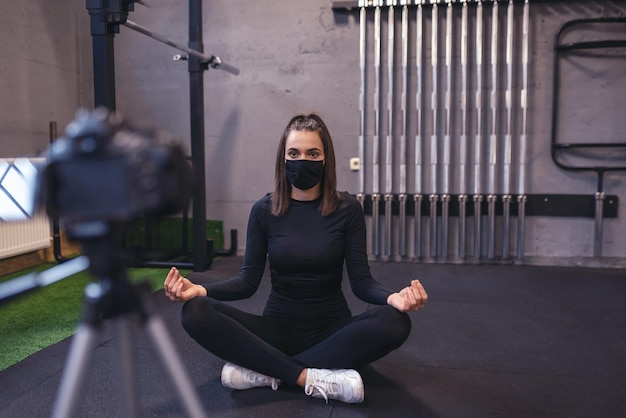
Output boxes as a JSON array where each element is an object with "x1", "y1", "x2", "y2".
[{"x1": 51, "y1": 231, "x2": 207, "y2": 418}]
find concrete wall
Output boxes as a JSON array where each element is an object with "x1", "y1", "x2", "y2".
[
  {"x1": 0, "y1": 0, "x2": 92, "y2": 157},
  {"x1": 2, "y1": 1, "x2": 625, "y2": 268}
]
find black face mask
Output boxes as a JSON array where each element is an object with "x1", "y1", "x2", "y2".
[{"x1": 285, "y1": 159, "x2": 325, "y2": 190}]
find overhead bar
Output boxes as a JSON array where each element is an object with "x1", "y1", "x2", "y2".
[{"x1": 123, "y1": 19, "x2": 240, "y2": 75}]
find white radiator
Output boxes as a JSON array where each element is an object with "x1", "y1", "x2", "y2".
[
  {"x1": 0, "y1": 211, "x2": 51, "y2": 260},
  {"x1": 0, "y1": 157, "x2": 50, "y2": 259}
]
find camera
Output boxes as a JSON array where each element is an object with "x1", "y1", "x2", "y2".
[{"x1": 39, "y1": 108, "x2": 191, "y2": 231}]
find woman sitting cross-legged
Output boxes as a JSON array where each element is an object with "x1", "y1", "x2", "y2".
[{"x1": 164, "y1": 113, "x2": 428, "y2": 404}]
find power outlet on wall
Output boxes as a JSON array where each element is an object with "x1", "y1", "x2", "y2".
[{"x1": 349, "y1": 157, "x2": 360, "y2": 171}]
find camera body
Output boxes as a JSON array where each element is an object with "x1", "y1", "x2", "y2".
[{"x1": 40, "y1": 108, "x2": 191, "y2": 229}]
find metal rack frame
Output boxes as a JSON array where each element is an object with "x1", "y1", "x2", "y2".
[{"x1": 551, "y1": 17, "x2": 626, "y2": 257}]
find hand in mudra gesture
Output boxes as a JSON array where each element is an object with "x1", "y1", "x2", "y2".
[
  {"x1": 387, "y1": 280, "x2": 428, "y2": 312},
  {"x1": 164, "y1": 267, "x2": 206, "y2": 302}
]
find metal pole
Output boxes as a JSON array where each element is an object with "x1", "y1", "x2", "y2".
[
  {"x1": 458, "y1": 0, "x2": 469, "y2": 259},
  {"x1": 384, "y1": 0, "x2": 396, "y2": 259},
  {"x1": 441, "y1": 0, "x2": 453, "y2": 259},
  {"x1": 502, "y1": 0, "x2": 514, "y2": 261},
  {"x1": 399, "y1": 0, "x2": 410, "y2": 258},
  {"x1": 517, "y1": 0, "x2": 529, "y2": 261},
  {"x1": 189, "y1": 0, "x2": 208, "y2": 271},
  {"x1": 358, "y1": 0, "x2": 367, "y2": 210},
  {"x1": 429, "y1": 0, "x2": 440, "y2": 260},
  {"x1": 372, "y1": 0, "x2": 382, "y2": 257},
  {"x1": 595, "y1": 181, "x2": 605, "y2": 258},
  {"x1": 414, "y1": 0, "x2": 425, "y2": 260},
  {"x1": 49, "y1": 121, "x2": 69, "y2": 263},
  {"x1": 473, "y1": 0, "x2": 484, "y2": 261},
  {"x1": 86, "y1": 2, "x2": 116, "y2": 110},
  {"x1": 487, "y1": 0, "x2": 499, "y2": 261}
]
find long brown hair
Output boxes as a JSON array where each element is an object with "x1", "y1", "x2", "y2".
[{"x1": 271, "y1": 113, "x2": 339, "y2": 216}]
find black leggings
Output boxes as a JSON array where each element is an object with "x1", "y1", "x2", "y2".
[{"x1": 180, "y1": 297, "x2": 412, "y2": 386}]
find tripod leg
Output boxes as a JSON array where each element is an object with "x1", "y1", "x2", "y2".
[
  {"x1": 146, "y1": 315, "x2": 207, "y2": 418},
  {"x1": 112, "y1": 317, "x2": 140, "y2": 417},
  {"x1": 52, "y1": 282, "x2": 109, "y2": 418},
  {"x1": 52, "y1": 323, "x2": 99, "y2": 418}
]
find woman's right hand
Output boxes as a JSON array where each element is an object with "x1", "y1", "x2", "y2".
[{"x1": 164, "y1": 267, "x2": 207, "y2": 302}]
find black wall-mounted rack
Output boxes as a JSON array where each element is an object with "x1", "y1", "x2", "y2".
[{"x1": 359, "y1": 194, "x2": 619, "y2": 218}]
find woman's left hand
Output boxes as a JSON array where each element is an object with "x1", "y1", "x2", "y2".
[{"x1": 387, "y1": 280, "x2": 428, "y2": 312}]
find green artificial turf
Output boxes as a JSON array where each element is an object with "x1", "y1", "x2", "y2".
[
  {"x1": 0, "y1": 263, "x2": 185, "y2": 371},
  {"x1": 0, "y1": 217, "x2": 223, "y2": 371}
]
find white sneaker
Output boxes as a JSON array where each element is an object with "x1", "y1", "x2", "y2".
[
  {"x1": 221, "y1": 362, "x2": 280, "y2": 391},
  {"x1": 304, "y1": 368, "x2": 364, "y2": 403}
]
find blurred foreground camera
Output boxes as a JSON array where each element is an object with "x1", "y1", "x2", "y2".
[{"x1": 39, "y1": 108, "x2": 191, "y2": 230}]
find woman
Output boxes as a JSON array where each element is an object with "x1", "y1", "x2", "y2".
[{"x1": 164, "y1": 113, "x2": 428, "y2": 404}]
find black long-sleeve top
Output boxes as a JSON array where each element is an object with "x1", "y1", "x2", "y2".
[{"x1": 202, "y1": 192, "x2": 393, "y2": 329}]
